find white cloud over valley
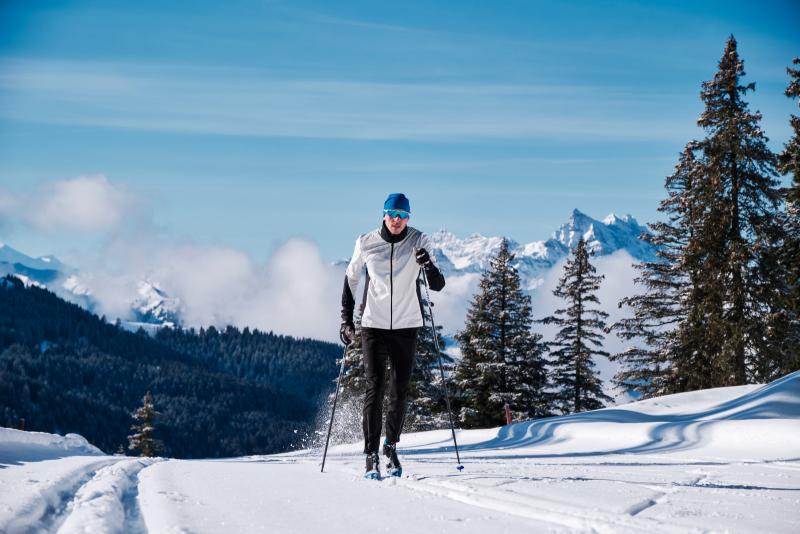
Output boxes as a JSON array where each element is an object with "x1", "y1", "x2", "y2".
[{"x1": 0, "y1": 175, "x2": 137, "y2": 233}]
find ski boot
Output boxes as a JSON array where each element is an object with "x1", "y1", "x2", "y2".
[
  {"x1": 383, "y1": 440, "x2": 402, "y2": 477},
  {"x1": 364, "y1": 451, "x2": 382, "y2": 480}
]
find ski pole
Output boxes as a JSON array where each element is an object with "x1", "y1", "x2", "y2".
[
  {"x1": 420, "y1": 268, "x2": 464, "y2": 471},
  {"x1": 321, "y1": 341, "x2": 349, "y2": 473}
]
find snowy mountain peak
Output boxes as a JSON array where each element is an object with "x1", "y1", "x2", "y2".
[
  {"x1": 429, "y1": 209, "x2": 657, "y2": 291},
  {"x1": 550, "y1": 209, "x2": 649, "y2": 258},
  {"x1": 603, "y1": 212, "x2": 639, "y2": 226},
  {"x1": 132, "y1": 280, "x2": 181, "y2": 327},
  {"x1": 553, "y1": 212, "x2": 596, "y2": 250},
  {"x1": 429, "y1": 230, "x2": 512, "y2": 272}
]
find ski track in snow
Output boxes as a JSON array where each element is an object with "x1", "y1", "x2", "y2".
[
  {"x1": 0, "y1": 456, "x2": 164, "y2": 534},
  {"x1": 1, "y1": 457, "x2": 119, "y2": 534},
  {"x1": 304, "y1": 452, "x2": 800, "y2": 534},
  {"x1": 2, "y1": 372, "x2": 799, "y2": 533},
  {"x1": 54, "y1": 457, "x2": 162, "y2": 534},
  {"x1": 372, "y1": 467, "x2": 677, "y2": 533}
]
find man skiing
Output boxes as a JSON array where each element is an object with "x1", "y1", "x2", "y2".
[{"x1": 340, "y1": 193, "x2": 446, "y2": 479}]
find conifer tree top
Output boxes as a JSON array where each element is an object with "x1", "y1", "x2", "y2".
[{"x1": 698, "y1": 35, "x2": 758, "y2": 133}]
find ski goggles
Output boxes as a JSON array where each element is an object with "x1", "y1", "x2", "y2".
[{"x1": 384, "y1": 209, "x2": 410, "y2": 219}]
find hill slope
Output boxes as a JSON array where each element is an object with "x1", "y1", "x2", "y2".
[{"x1": 0, "y1": 276, "x2": 339, "y2": 458}]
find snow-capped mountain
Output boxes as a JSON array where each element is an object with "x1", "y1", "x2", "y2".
[
  {"x1": 1, "y1": 244, "x2": 180, "y2": 328},
  {"x1": 429, "y1": 209, "x2": 655, "y2": 290},
  {"x1": 130, "y1": 280, "x2": 181, "y2": 327},
  {"x1": 63, "y1": 276, "x2": 181, "y2": 329}
]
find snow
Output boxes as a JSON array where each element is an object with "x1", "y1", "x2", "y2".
[
  {"x1": 431, "y1": 229, "x2": 510, "y2": 271},
  {"x1": 137, "y1": 459, "x2": 537, "y2": 533},
  {"x1": 0, "y1": 427, "x2": 103, "y2": 458},
  {"x1": 2, "y1": 373, "x2": 799, "y2": 533},
  {"x1": 61, "y1": 275, "x2": 91, "y2": 297},
  {"x1": 0, "y1": 428, "x2": 110, "y2": 532},
  {"x1": 57, "y1": 458, "x2": 161, "y2": 534},
  {"x1": 130, "y1": 280, "x2": 181, "y2": 327}
]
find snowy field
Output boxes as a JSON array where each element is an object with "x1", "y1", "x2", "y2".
[{"x1": 1, "y1": 371, "x2": 799, "y2": 533}]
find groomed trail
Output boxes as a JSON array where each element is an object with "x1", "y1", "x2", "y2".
[{"x1": 2, "y1": 371, "x2": 799, "y2": 533}]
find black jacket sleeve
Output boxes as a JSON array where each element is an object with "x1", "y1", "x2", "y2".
[{"x1": 341, "y1": 275, "x2": 355, "y2": 323}]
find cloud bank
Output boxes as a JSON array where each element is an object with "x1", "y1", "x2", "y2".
[
  {"x1": 78, "y1": 236, "x2": 345, "y2": 344},
  {"x1": 0, "y1": 175, "x2": 137, "y2": 233}
]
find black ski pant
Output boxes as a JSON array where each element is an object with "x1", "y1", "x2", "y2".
[{"x1": 361, "y1": 326, "x2": 418, "y2": 454}]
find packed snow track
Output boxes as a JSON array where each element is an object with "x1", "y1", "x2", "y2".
[{"x1": 2, "y1": 371, "x2": 799, "y2": 533}]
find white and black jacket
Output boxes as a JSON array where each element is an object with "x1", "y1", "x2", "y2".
[{"x1": 341, "y1": 222, "x2": 445, "y2": 330}]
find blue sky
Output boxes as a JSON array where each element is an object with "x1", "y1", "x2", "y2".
[{"x1": 0, "y1": 0, "x2": 798, "y2": 264}]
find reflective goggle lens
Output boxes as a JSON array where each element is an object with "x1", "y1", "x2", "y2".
[{"x1": 385, "y1": 209, "x2": 410, "y2": 219}]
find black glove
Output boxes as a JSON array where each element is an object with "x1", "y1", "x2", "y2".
[
  {"x1": 339, "y1": 321, "x2": 355, "y2": 345},
  {"x1": 415, "y1": 248, "x2": 432, "y2": 267}
]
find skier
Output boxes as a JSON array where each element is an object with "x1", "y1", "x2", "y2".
[{"x1": 340, "y1": 193, "x2": 446, "y2": 479}]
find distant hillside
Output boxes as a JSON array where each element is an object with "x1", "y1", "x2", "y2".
[{"x1": 0, "y1": 276, "x2": 339, "y2": 458}]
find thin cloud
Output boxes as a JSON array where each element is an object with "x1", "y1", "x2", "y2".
[{"x1": 0, "y1": 58, "x2": 699, "y2": 142}]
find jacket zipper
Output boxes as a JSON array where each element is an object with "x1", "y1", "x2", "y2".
[{"x1": 389, "y1": 242, "x2": 394, "y2": 330}]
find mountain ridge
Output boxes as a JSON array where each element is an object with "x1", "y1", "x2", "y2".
[{"x1": 429, "y1": 208, "x2": 655, "y2": 290}]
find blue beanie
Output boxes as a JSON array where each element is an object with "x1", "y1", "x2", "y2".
[{"x1": 384, "y1": 193, "x2": 410, "y2": 213}]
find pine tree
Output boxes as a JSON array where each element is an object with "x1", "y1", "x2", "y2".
[
  {"x1": 539, "y1": 238, "x2": 612, "y2": 414},
  {"x1": 780, "y1": 58, "x2": 800, "y2": 206},
  {"x1": 749, "y1": 216, "x2": 796, "y2": 381},
  {"x1": 613, "y1": 37, "x2": 790, "y2": 391},
  {"x1": 404, "y1": 292, "x2": 452, "y2": 432},
  {"x1": 611, "y1": 141, "x2": 730, "y2": 395},
  {"x1": 774, "y1": 56, "x2": 800, "y2": 376},
  {"x1": 338, "y1": 312, "x2": 367, "y2": 402},
  {"x1": 610, "y1": 144, "x2": 704, "y2": 397},
  {"x1": 128, "y1": 390, "x2": 164, "y2": 457},
  {"x1": 325, "y1": 312, "x2": 368, "y2": 445},
  {"x1": 612, "y1": 37, "x2": 792, "y2": 392},
  {"x1": 695, "y1": 36, "x2": 784, "y2": 384},
  {"x1": 455, "y1": 239, "x2": 550, "y2": 428}
]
